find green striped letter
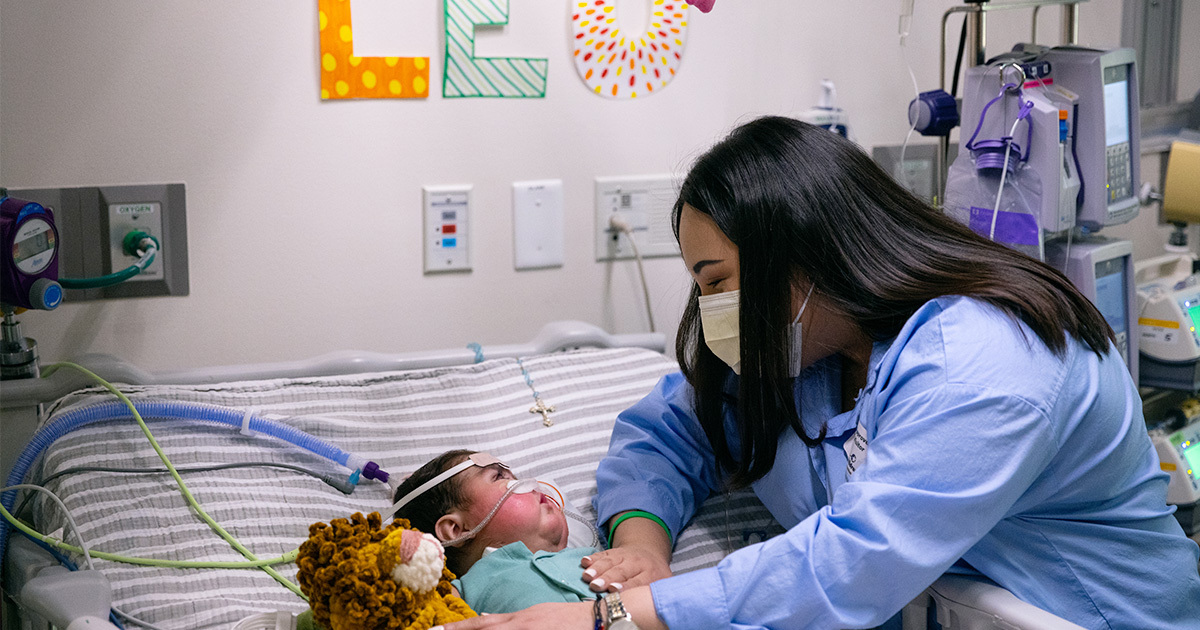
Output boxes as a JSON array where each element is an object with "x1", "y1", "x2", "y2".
[{"x1": 443, "y1": 0, "x2": 549, "y2": 98}]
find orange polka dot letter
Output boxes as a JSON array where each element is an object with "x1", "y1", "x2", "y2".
[
  {"x1": 319, "y1": 0, "x2": 430, "y2": 100},
  {"x1": 572, "y1": 0, "x2": 690, "y2": 99}
]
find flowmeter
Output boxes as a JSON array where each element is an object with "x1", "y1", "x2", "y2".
[{"x1": 1, "y1": 194, "x2": 63, "y2": 311}]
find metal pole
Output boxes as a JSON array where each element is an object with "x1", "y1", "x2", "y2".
[
  {"x1": 967, "y1": 8, "x2": 986, "y2": 67},
  {"x1": 1062, "y1": 3, "x2": 1078, "y2": 44},
  {"x1": 940, "y1": 4, "x2": 987, "y2": 206}
]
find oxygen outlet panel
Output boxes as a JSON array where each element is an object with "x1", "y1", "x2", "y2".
[
  {"x1": 108, "y1": 201, "x2": 163, "y2": 281},
  {"x1": 423, "y1": 185, "x2": 471, "y2": 273},
  {"x1": 5, "y1": 184, "x2": 188, "y2": 301}
]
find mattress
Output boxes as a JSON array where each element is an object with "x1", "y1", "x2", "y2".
[{"x1": 27, "y1": 347, "x2": 785, "y2": 628}]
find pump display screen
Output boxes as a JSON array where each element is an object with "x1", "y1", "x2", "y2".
[
  {"x1": 1103, "y1": 63, "x2": 1134, "y2": 204},
  {"x1": 1104, "y1": 65, "x2": 1130, "y2": 146},
  {"x1": 1093, "y1": 258, "x2": 1127, "y2": 336}
]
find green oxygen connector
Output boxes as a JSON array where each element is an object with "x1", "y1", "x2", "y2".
[{"x1": 122, "y1": 230, "x2": 160, "y2": 257}]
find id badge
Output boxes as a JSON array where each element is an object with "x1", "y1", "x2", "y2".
[{"x1": 843, "y1": 422, "x2": 869, "y2": 478}]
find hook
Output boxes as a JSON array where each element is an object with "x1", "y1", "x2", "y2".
[{"x1": 999, "y1": 62, "x2": 1026, "y2": 92}]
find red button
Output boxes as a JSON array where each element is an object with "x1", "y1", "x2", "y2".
[{"x1": 443, "y1": 224, "x2": 457, "y2": 234}]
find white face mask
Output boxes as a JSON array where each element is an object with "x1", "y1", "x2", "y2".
[
  {"x1": 698, "y1": 290, "x2": 742, "y2": 373},
  {"x1": 698, "y1": 284, "x2": 815, "y2": 377},
  {"x1": 789, "y1": 284, "x2": 816, "y2": 378}
]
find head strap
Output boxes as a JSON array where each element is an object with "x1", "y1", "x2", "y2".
[{"x1": 382, "y1": 452, "x2": 506, "y2": 522}]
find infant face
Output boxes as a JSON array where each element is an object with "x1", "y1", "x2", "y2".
[{"x1": 459, "y1": 463, "x2": 569, "y2": 553}]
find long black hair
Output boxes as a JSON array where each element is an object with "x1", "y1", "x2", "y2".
[{"x1": 674, "y1": 115, "x2": 1114, "y2": 489}]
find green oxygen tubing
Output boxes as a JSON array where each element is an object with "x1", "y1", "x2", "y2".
[
  {"x1": 0, "y1": 362, "x2": 393, "y2": 598},
  {"x1": 58, "y1": 231, "x2": 159, "y2": 289}
]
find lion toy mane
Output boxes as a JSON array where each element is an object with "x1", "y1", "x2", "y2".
[{"x1": 297, "y1": 512, "x2": 476, "y2": 630}]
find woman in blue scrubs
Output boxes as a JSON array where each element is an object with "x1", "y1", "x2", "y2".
[{"x1": 439, "y1": 117, "x2": 1200, "y2": 629}]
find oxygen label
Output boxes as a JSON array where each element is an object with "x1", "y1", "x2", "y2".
[{"x1": 112, "y1": 203, "x2": 157, "y2": 216}]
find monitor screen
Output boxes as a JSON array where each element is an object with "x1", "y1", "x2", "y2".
[
  {"x1": 1189, "y1": 303, "x2": 1200, "y2": 332},
  {"x1": 1185, "y1": 444, "x2": 1200, "y2": 481},
  {"x1": 1103, "y1": 64, "x2": 1130, "y2": 147},
  {"x1": 1093, "y1": 258, "x2": 1127, "y2": 336}
]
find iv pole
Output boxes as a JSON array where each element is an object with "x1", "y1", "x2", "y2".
[{"x1": 936, "y1": 0, "x2": 1084, "y2": 202}]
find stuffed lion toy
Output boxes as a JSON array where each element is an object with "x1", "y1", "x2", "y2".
[{"x1": 297, "y1": 512, "x2": 476, "y2": 630}]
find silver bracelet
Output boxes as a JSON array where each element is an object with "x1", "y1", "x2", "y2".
[{"x1": 603, "y1": 591, "x2": 640, "y2": 630}]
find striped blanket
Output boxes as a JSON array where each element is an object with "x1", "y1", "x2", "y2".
[{"x1": 31, "y1": 347, "x2": 783, "y2": 628}]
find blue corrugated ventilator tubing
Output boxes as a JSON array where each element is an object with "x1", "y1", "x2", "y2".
[{"x1": 1, "y1": 399, "x2": 378, "y2": 572}]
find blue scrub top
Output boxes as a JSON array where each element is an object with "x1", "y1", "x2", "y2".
[{"x1": 595, "y1": 296, "x2": 1200, "y2": 630}]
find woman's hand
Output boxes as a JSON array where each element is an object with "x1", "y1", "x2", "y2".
[
  {"x1": 580, "y1": 546, "x2": 672, "y2": 592},
  {"x1": 582, "y1": 515, "x2": 674, "y2": 592},
  {"x1": 433, "y1": 602, "x2": 591, "y2": 630}
]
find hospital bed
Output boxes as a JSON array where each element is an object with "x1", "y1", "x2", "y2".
[{"x1": 0, "y1": 321, "x2": 1080, "y2": 630}]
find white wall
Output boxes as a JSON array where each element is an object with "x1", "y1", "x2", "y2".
[{"x1": 0, "y1": 0, "x2": 1187, "y2": 372}]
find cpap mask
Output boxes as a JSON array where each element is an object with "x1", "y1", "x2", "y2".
[{"x1": 383, "y1": 453, "x2": 599, "y2": 548}]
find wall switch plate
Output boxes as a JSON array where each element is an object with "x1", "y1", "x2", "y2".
[
  {"x1": 594, "y1": 175, "x2": 681, "y2": 262},
  {"x1": 423, "y1": 185, "x2": 471, "y2": 273},
  {"x1": 512, "y1": 179, "x2": 564, "y2": 270},
  {"x1": 8, "y1": 184, "x2": 188, "y2": 301}
]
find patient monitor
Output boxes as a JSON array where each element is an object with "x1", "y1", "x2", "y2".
[{"x1": 1045, "y1": 238, "x2": 1137, "y2": 383}]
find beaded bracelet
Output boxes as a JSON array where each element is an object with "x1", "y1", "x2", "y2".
[
  {"x1": 608, "y1": 509, "x2": 672, "y2": 544},
  {"x1": 593, "y1": 594, "x2": 606, "y2": 630}
]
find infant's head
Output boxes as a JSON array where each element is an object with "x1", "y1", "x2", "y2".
[{"x1": 391, "y1": 450, "x2": 569, "y2": 575}]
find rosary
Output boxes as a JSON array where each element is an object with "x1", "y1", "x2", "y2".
[
  {"x1": 468, "y1": 344, "x2": 556, "y2": 427},
  {"x1": 516, "y1": 357, "x2": 555, "y2": 427}
]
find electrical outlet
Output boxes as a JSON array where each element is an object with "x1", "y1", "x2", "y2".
[{"x1": 594, "y1": 175, "x2": 681, "y2": 262}]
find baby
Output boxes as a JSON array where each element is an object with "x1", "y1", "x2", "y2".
[{"x1": 386, "y1": 450, "x2": 600, "y2": 615}]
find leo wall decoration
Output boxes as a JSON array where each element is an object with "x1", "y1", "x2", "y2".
[
  {"x1": 571, "y1": 0, "x2": 690, "y2": 99},
  {"x1": 318, "y1": 0, "x2": 431, "y2": 99},
  {"x1": 316, "y1": 1, "x2": 696, "y2": 101},
  {"x1": 443, "y1": 0, "x2": 550, "y2": 98}
]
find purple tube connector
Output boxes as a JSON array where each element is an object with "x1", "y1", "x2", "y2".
[{"x1": 361, "y1": 461, "x2": 389, "y2": 483}]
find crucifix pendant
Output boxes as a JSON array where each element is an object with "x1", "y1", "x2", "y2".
[{"x1": 530, "y1": 397, "x2": 556, "y2": 427}]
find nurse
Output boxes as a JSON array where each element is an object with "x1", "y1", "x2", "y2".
[{"x1": 438, "y1": 117, "x2": 1200, "y2": 629}]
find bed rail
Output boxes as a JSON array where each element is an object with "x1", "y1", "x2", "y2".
[{"x1": 0, "y1": 321, "x2": 665, "y2": 409}]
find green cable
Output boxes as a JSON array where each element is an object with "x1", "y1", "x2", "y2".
[
  {"x1": 58, "y1": 250, "x2": 156, "y2": 289},
  {"x1": 40, "y1": 362, "x2": 306, "y2": 599},
  {"x1": 0, "y1": 501, "x2": 297, "y2": 568}
]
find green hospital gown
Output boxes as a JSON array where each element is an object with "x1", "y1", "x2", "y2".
[{"x1": 452, "y1": 543, "x2": 599, "y2": 614}]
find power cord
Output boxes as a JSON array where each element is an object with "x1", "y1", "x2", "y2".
[
  {"x1": 13, "y1": 462, "x2": 355, "y2": 520},
  {"x1": 608, "y1": 215, "x2": 656, "y2": 333}
]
